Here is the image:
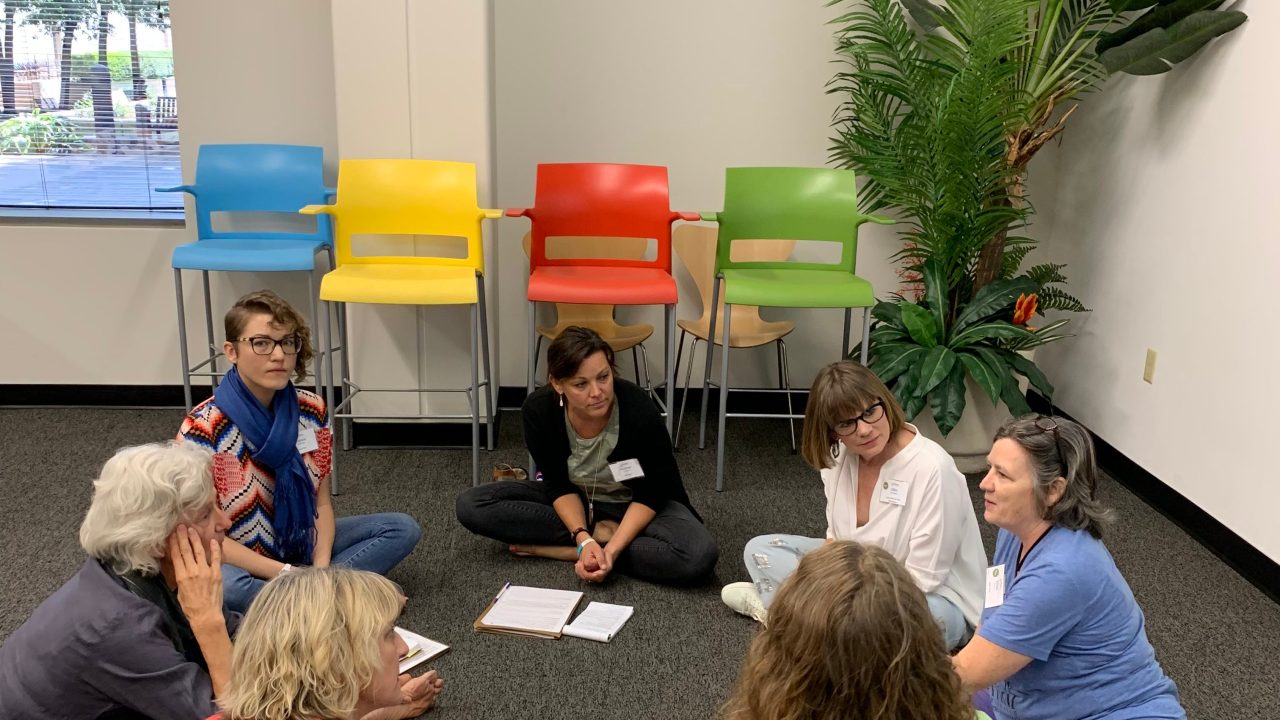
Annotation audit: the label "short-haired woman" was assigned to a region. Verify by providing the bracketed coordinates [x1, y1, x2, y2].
[217, 567, 443, 720]
[0, 442, 234, 720]
[721, 360, 985, 650]
[953, 416, 1184, 719]
[456, 326, 718, 585]
[178, 289, 421, 614]
[722, 541, 988, 720]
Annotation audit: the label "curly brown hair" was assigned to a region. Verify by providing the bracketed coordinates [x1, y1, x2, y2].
[224, 289, 314, 383]
[722, 542, 973, 720]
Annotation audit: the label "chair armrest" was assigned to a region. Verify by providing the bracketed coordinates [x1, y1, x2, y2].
[505, 208, 532, 218]
[480, 208, 503, 220]
[699, 211, 720, 222]
[155, 184, 195, 195]
[673, 211, 701, 222]
[298, 204, 334, 215]
[865, 214, 896, 225]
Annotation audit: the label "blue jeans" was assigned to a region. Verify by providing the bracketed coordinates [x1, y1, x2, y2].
[742, 533, 973, 650]
[222, 512, 422, 614]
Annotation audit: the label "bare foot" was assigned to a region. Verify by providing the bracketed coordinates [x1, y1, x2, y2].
[508, 544, 578, 562]
[593, 520, 619, 544]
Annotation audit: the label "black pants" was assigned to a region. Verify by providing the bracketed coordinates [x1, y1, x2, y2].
[455, 480, 718, 586]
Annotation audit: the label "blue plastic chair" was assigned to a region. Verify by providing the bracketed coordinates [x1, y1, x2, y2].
[157, 144, 344, 414]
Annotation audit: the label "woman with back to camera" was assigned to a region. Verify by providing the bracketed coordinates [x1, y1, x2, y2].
[456, 325, 718, 585]
[952, 415, 1184, 720]
[721, 360, 985, 651]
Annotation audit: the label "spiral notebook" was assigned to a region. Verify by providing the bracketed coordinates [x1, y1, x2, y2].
[562, 602, 634, 643]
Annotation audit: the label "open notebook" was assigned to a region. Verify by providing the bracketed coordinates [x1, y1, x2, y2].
[473, 584, 584, 639]
[395, 627, 449, 673]
[562, 602, 634, 643]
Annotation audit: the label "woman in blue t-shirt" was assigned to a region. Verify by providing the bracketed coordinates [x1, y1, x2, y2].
[952, 415, 1184, 720]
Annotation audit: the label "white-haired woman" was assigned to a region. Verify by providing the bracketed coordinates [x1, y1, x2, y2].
[0, 442, 234, 720]
[953, 416, 1184, 720]
[215, 567, 444, 720]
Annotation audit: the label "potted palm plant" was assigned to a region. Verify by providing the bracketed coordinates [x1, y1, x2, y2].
[829, 0, 1244, 467]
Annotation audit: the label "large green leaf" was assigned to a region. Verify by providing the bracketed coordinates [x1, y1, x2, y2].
[915, 345, 958, 395]
[1097, 0, 1226, 54]
[1005, 350, 1055, 398]
[901, 0, 956, 32]
[901, 302, 940, 348]
[872, 300, 906, 327]
[1100, 10, 1247, 76]
[951, 276, 1038, 337]
[870, 344, 926, 384]
[892, 362, 928, 422]
[1000, 372, 1033, 417]
[958, 351, 1001, 407]
[949, 321, 1034, 349]
[928, 363, 968, 436]
[921, 257, 948, 336]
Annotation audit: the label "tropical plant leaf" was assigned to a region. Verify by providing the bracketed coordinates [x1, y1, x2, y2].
[921, 257, 948, 333]
[949, 321, 1034, 348]
[872, 300, 906, 326]
[900, 302, 939, 348]
[1099, 10, 1247, 75]
[951, 276, 1039, 336]
[891, 362, 928, 421]
[1000, 372, 1034, 416]
[1036, 285, 1090, 313]
[900, 0, 956, 32]
[929, 363, 968, 436]
[1004, 349, 1055, 398]
[915, 345, 958, 396]
[1097, 0, 1227, 54]
[958, 351, 1002, 406]
[870, 343, 927, 384]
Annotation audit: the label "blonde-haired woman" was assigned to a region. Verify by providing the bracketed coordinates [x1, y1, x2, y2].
[0, 442, 233, 720]
[218, 567, 443, 720]
[723, 541, 988, 720]
[721, 360, 985, 651]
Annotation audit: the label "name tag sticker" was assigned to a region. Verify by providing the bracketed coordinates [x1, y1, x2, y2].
[879, 479, 908, 506]
[607, 458, 644, 482]
[985, 564, 1006, 608]
[296, 428, 319, 454]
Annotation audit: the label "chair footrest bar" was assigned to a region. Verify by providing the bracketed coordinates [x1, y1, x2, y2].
[725, 412, 806, 420]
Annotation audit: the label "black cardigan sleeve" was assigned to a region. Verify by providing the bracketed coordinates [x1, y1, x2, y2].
[521, 385, 577, 502]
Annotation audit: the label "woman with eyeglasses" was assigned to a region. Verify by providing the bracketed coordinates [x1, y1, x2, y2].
[178, 290, 421, 614]
[952, 415, 1184, 719]
[721, 360, 985, 652]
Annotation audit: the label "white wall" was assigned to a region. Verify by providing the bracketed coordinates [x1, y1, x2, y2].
[1030, 1, 1278, 560]
[0, 0, 338, 387]
[491, 0, 902, 389]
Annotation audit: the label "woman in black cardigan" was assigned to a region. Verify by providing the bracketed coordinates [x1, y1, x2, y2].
[456, 326, 718, 586]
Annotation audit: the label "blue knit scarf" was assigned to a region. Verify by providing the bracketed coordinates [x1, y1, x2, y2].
[213, 367, 316, 563]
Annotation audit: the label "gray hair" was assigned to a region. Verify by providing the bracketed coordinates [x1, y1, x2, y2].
[79, 441, 216, 575]
[994, 415, 1116, 538]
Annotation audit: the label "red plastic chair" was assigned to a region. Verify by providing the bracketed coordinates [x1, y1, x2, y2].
[507, 163, 698, 434]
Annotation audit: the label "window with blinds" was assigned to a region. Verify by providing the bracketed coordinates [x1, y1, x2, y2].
[0, 0, 180, 211]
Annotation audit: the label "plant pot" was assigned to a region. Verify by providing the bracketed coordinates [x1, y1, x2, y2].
[913, 350, 1034, 473]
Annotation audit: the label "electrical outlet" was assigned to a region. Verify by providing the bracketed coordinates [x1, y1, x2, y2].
[1143, 349, 1157, 384]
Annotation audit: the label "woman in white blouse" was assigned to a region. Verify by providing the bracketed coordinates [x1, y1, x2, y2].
[721, 361, 986, 650]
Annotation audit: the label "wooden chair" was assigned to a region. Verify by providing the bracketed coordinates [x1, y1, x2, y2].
[672, 224, 796, 450]
[521, 232, 656, 388]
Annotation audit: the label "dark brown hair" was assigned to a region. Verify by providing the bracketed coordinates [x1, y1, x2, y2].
[801, 361, 906, 469]
[224, 289, 313, 383]
[722, 542, 973, 720]
[546, 326, 616, 382]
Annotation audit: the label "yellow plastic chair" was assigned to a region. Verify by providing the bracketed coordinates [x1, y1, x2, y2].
[672, 225, 796, 451]
[520, 232, 656, 387]
[301, 159, 501, 489]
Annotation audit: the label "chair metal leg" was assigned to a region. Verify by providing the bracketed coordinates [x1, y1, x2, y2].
[674, 332, 698, 451]
[173, 268, 193, 410]
[664, 304, 676, 437]
[470, 303, 481, 487]
[779, 338, 796, 453]
[478, 274, 495, 451]
[527, 301, 537, 398]
[320, 299, 339, 496]
[860, 306, 871, 365]
[308, 272, 322, 401]
[636, 342, 652, 394]
[699, 275, 722, 450]
[201, 270, 218, 390]
[842, 306, 852, 359]
[631, 346, 642, 385]
[715, 302, 732, 492]
[339, 302, 352, 452]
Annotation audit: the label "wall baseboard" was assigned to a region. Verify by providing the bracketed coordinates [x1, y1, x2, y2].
[5, 382, 1276, 601]
[1029, 392, 1279, 604]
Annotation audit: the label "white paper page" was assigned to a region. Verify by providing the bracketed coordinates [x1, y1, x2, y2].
[395, 627, 449, 673]
[562, 602, 634, 642]
[480, 585, 583, 634]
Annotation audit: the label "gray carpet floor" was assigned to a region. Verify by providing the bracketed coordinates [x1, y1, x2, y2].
[1, 407, 1278, 719]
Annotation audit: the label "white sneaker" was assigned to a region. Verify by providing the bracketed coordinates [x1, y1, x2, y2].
[721, 581, 768, 624]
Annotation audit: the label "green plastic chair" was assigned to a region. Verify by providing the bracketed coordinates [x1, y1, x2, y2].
[697, 167, 893, 490]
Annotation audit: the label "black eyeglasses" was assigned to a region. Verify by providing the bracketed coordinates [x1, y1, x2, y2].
[238, 335, 302, 356]
[833, 401, 886, 437]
